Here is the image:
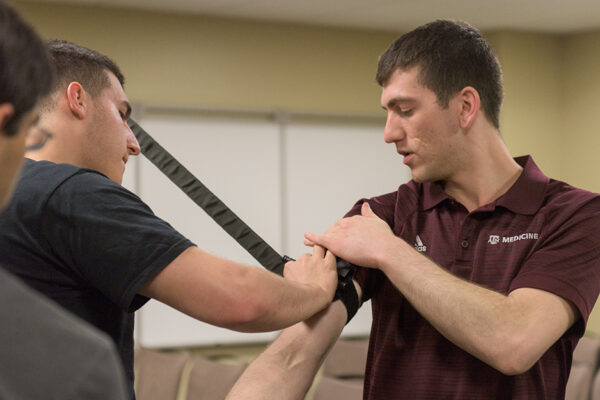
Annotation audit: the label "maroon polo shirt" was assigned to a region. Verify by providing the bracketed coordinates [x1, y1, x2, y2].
[351, 156, 600, 399]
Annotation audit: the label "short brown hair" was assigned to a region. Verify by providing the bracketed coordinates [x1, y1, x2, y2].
[43, 40, 124, 108]
[376, 20, 503, 129]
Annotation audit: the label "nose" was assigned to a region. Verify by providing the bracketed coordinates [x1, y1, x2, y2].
[126, 125, 141, 156]
[383, 111, 405, 144]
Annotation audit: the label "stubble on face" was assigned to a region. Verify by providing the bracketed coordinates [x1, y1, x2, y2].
[81, 73, 131, 184]
[382, 68, 464, 185]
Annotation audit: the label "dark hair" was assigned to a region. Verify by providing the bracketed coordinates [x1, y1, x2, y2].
[0, 1, 53, 136]
[43, 40, 124, 107]
[376, 20, 503, 129]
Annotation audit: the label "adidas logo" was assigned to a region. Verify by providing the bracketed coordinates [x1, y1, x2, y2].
[414, 235, 427, 252]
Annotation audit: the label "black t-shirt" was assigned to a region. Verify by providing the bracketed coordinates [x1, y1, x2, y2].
[0, 158, 194, 396]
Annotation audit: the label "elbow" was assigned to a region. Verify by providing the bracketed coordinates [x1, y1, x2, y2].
[495, 357, 534, 376]
[212, 266, 283, 332]
[233, 300, 270, 332]
[218, 290, 272, 332]
[489, 334, 539, 376]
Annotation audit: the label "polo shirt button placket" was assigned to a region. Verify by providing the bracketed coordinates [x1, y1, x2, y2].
[461, 239, 469, 248]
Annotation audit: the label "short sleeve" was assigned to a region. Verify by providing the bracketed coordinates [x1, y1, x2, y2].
[345, 193, 398, 303]
[41, 170, 195, 311]
[510, 196, 600, 331]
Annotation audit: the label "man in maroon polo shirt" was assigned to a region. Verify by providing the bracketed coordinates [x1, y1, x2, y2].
[227, 20, 600, 399]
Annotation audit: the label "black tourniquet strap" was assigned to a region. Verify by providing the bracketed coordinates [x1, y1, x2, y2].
[129, 118, 360, 322]
[128, 118, 289, 276]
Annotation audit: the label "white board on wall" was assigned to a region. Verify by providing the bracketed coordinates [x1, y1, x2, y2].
[126, 114, 282, 347]
[283, 120, 410, 337]
[123, 111, 411, 347]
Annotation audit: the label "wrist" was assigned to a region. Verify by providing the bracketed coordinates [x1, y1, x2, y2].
[306, 282, 330, 307]
[377, 236, 409, 274]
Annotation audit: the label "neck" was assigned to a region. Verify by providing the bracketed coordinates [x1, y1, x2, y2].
[443, 130, 522, 212]
[25, 111, 83, 166]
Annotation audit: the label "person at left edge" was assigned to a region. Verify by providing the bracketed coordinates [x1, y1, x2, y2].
[0, 3, 128, 399]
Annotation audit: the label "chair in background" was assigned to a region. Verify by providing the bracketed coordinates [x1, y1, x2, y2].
[314, 375, 363, 400]
[322, 338, 368, 378]
[313, 338, 368, 400]
[184, 356, 247, 400]
[591, 368, 600, 400]
[134, 347, 190, 400]
[566, 336, 600, 400]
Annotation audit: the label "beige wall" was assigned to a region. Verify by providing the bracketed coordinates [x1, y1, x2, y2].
[12, 1, 395, 115]
[11, 2, 600, 332]
[562, 31, 600, 193]
[562, 31, 600, 333]
[488, 32, 563, 179]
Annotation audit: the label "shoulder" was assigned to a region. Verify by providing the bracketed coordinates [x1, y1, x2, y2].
[541, 180, 600, 223]
[19, 158, 131, 199]
[43, 163, 147, 210]
[18, 159, 83, 195]
[345, 181, 420, 226]
[20, 159, 150, 219]
[537, 180, 600, 249]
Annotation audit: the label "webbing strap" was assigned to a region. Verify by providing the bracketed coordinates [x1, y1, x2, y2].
[128, 118, 288, 276]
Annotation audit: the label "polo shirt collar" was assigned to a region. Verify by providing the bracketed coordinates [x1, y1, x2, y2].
[494, 155, 549, 215]
[420, 155, 548, 215]
[422, 180, 448, 211]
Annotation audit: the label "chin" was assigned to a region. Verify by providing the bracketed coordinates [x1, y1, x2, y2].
[411, 172, 438, 184]
[410, 169, 427, 183]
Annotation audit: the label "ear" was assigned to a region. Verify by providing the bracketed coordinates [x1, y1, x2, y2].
[65, 82, 88, 119]
[0, 103, 15, 134]
[457, 86, 480, 130]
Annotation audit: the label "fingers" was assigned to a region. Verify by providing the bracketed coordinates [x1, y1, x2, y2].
[324, 246, 336, 263]
[361, 201, 374, 216]
[312, 244, 325, 259]
[304, 232, 326, 248]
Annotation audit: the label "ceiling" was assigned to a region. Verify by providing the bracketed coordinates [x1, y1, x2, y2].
[28, 0, 600, 33]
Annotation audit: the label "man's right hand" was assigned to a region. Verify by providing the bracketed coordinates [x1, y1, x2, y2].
[283, 245, 338, 303]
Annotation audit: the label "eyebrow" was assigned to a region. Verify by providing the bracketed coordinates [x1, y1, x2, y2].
[382, 96, 416, 110]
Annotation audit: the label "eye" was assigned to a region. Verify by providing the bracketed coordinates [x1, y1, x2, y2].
[397, 107, 413, 117]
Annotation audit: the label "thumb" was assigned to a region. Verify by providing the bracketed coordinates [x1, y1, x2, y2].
[361, 201, 375, 217]
[304, 232, 327, 248]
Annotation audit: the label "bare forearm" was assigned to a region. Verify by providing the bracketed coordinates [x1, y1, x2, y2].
[379, 238, 575, 374]
[226, 265, 335, 332]
[141, 247, 335, 332]
[227, 301, 347, 399]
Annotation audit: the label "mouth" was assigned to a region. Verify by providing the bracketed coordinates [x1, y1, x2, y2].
[398, 150, 414, 165]
[122, 156, 128, 166]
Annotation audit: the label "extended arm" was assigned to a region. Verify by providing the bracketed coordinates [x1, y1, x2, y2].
[140, 245, 338, 332]
[226, 282, 360, 399]
[305, 202, 578, 375]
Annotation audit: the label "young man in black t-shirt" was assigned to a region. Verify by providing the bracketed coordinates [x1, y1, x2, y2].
[0, 39, 338, 398]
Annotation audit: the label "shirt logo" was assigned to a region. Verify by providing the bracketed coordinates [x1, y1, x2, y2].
[414, 235, 427, 252]
[487, 233, 539, 245]
[488, 235, 500, 245]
